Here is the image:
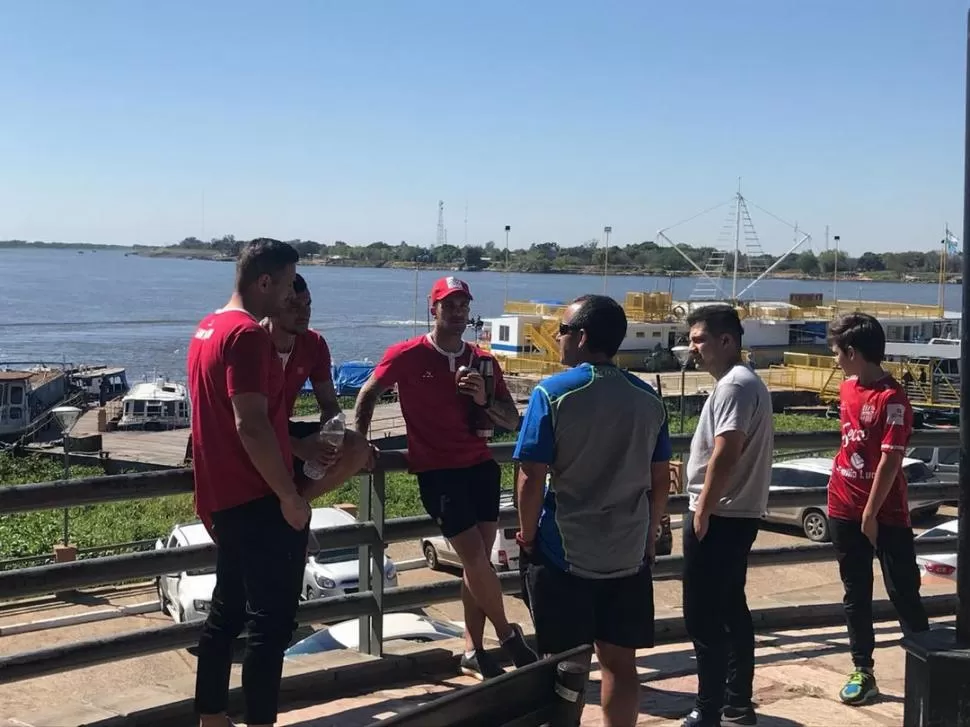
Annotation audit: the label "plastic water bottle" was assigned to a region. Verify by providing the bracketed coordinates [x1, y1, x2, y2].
[303, 412, 345, 480]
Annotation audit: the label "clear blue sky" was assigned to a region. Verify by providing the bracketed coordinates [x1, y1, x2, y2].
[0, 0, 966, 254]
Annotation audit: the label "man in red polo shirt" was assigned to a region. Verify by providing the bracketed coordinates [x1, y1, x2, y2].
[188, 238, 311, 727]
[263, 273, 374, 499]
[354, 276, 537, 680]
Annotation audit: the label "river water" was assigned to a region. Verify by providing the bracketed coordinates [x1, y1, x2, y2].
[0, 248, 962, 381]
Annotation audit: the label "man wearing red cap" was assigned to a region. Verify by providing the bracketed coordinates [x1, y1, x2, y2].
[355, 276, 537, 679]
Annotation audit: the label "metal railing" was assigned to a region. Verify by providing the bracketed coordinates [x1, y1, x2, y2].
[0, 429, 962, 687]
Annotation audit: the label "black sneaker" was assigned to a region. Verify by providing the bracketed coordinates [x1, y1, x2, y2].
[501, 623, 538, 667]
[460, 649, 505, 680]
[721, 705, 757, 725]
[682, 709, 719, 727]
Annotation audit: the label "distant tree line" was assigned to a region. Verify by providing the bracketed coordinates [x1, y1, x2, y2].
[4, 236, 962, 279]
[159, 234, 964, 279]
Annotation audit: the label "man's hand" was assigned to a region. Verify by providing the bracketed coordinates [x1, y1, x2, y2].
[693, 507, 711, 542]
[281, 492, 311, 531]
[861, 512, 879, 547]
[293, 433, 340, 467]
[457, 369, 487, 406]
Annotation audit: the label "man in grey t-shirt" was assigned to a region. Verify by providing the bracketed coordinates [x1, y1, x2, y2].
[680, 304, 773, 727]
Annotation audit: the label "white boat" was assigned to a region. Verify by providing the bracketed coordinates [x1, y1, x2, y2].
[118, 378, 190, 430]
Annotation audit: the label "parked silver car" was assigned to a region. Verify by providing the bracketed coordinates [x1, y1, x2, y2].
[764, 457, 944, 542]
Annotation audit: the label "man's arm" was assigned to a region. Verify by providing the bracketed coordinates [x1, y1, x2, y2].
[485, 390, 521, 431]
[864, 450, 904, 520]
[354, 375, 390, 437]
[647, 412, 673, 558]
[694, 431, 746, 515]
[484, 359, 520, 431]
[862, 393, 913, 543]
[225, 327, 307, 529]
[309, 335, 341, 421]
[311, 379, 342, 422]
[516, 462, 548, 544]
[354, 346, 400, 437]
[512, 386, 555, 546]
[233, 393, 303, 505]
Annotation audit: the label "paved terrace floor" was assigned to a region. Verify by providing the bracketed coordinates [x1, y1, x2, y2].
[267, 621, 927, 727]
[2, 620, 938, 727]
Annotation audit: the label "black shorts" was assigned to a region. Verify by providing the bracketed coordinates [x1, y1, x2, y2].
[416, 460, 501, 539]
[523, 548, 655, 654]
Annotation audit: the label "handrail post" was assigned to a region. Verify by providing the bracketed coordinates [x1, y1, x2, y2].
[358, 467, 385, 657]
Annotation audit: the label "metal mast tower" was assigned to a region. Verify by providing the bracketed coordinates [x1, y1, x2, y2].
[436, 200, 447, 247]
[656, 185, 810, 303]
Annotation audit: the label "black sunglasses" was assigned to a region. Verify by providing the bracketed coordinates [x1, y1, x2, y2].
[558, 322, 580, 336]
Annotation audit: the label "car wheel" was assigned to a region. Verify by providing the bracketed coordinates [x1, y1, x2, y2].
[305, 585, 314, 601]
[172, 602, 184, 624]
[802, 509, 830, 542]
[423, 542, 440, 571]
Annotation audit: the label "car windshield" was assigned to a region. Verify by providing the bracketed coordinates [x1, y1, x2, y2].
[421, 617, 465, 638]
[286, 629, 344, 656]
[904, 462, 934, 483]
[313, 547, 358, 564]
[186, 567, 215, 577]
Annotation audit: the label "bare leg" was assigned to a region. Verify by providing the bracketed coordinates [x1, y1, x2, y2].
[449, 524, 512, 641]
[456, 521, 498, 651]
[596, 640, 640, 727]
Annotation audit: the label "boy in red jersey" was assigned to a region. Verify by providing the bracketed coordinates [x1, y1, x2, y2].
[354, 277, 537, 680]
[188, 238, 310, 727]
[827, 313, 929, 707]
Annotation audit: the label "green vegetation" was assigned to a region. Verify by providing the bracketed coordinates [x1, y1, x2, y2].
[123, 234, 961, 282]
[0, 239, 128, 251]
[0, 413, 838, 560]
[0, 454, 195, 559]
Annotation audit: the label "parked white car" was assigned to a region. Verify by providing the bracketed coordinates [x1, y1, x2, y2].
[764, 457, 944, 543]
[906, 446, 959, 475]
[154, 521, 216, 624]
[302, 507, 398, 601]
[421, 492, 519, 572]
[285, 612, 465, 657]
[154, 507, 399, 623]
[916, 518, 958, 582]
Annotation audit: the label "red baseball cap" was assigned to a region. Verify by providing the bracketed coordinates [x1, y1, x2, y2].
[429, 276, 473, 304]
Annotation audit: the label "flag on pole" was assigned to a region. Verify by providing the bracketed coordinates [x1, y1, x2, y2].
[945, 227, 960, 255]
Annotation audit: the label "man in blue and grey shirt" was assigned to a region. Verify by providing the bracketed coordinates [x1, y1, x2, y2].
[514, 294, 672, 727]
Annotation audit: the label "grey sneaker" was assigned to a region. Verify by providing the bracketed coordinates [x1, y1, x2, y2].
[501, 623, 538, 667]
[460, 649, 505, 680]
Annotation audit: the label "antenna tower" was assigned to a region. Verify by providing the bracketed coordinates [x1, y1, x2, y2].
[436, 200, 448, 247]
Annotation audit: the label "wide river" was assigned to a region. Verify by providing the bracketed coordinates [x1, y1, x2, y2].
[0, 248, 961, 381]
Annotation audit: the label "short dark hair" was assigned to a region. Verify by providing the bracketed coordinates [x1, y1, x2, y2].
[569, 294, 627, 357]
[293, 273, 308, 294]
[685, 304, 744, 346]
[828, 313, 885, 364]
[235, 238, 299, 291]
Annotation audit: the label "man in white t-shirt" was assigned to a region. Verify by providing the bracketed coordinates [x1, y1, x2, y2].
[680, 304, 773, 727]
